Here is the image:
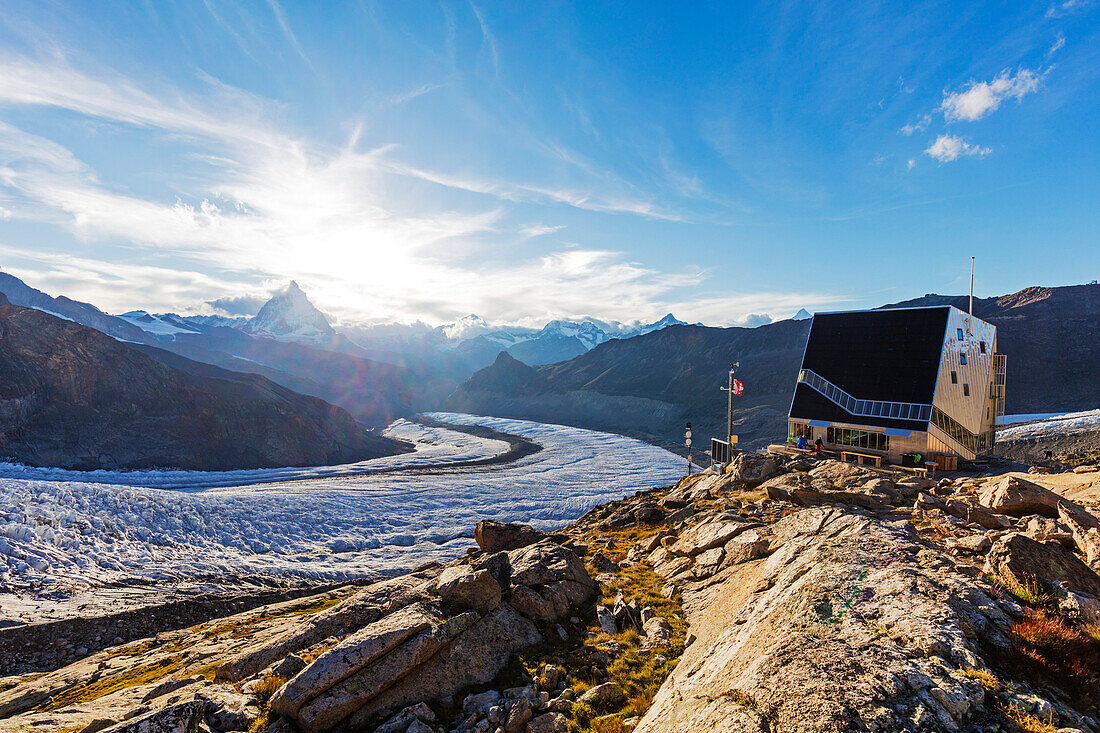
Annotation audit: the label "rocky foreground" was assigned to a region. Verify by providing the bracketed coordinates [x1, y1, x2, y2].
[2, 452, 1099, 733]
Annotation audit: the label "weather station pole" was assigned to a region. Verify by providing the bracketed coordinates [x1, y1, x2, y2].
[726, 362, 739, 444]
[721, 360, 748, 460]
[684, 422, 693, 476]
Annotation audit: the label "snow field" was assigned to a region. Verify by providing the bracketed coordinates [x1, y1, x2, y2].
[997, 408, 1100, 440]
[0, 414, 685, 599]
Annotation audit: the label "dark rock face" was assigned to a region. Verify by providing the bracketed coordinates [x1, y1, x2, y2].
[475, 519, 548, 554]
[0, 304, 412, 470]
[984, 533, 1100, 599]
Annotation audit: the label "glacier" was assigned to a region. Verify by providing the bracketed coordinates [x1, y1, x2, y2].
[0, 414, 685, 602]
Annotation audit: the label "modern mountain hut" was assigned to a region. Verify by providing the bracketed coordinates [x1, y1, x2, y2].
[787, 306, 1006, 464]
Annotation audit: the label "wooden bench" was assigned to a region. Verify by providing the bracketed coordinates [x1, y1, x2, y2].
[896, 465, 929, 478]
[840, 450, 884, 467]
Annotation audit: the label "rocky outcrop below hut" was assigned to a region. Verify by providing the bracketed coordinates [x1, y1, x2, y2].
[1, 453, 1099, 733]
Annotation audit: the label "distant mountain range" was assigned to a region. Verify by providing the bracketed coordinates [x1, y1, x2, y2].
[447, 284, 1100, 453]
[0, 271, 714, 440]
[0, 293, 411, 470]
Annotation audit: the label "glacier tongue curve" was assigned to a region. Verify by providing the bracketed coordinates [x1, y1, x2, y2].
[0, 414, 685, 602]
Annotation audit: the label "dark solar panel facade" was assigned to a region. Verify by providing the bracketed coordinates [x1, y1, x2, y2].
[789, 307, 950, 431]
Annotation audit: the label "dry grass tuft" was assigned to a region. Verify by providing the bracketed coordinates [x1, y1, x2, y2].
[37, 654, 187, 711]
[992, 574, 1054, 608]
[1001, 702, 1060, 733]
[958, 667, 1001, 692]
[252, 672, 286, 704]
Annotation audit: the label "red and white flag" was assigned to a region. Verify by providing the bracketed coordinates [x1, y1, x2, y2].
[732, 379, 744, 396]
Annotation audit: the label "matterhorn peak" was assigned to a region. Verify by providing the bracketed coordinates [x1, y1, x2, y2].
[791, 308, 812, 321]
[244, 280, 334, 342]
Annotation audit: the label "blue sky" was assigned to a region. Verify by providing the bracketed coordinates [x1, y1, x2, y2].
[0, 1, 1096, 327]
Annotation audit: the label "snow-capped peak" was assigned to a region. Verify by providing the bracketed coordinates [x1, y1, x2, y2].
[791, 308, 813, 321]
[442, 314, 492, 340]
[539, 319, 612, 350]
[245, 281, 334, 341]
[634, 313, 689, 335]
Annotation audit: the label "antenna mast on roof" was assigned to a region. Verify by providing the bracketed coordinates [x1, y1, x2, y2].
[969, 257, 974, 316]
[967, 256, 975, 335]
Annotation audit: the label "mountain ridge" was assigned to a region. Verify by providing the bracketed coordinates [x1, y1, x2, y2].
[448, 283, 1100, 451]
[0, 302, 412, 470]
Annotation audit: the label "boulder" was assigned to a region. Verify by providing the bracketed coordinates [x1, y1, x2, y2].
[862, 477, 901, 503]
[526, 712, 568, 733]
[270, 601, 438, 719]
[470, 551, 513, 590]
[668, 518, 756, 557]
[1059, 507, 1100, 570]
[633, 506, 665, 524]
[942, 498, 1013, 530]
[721, 529, 769, 567]
[983, 533, 1100, 599]
[476, 520, 548, 553]
[505, 696, 534, 733]
[664, 505, 697, 524]
[635, 508, 1013, 733]
[597, 605, 618, 635]
[98, 701, 203, 733]
[807, 459, 878, 487]
[641, 617, 672, 650]
[1056, 583, 1100, 624]
[726, 453, 779, 486]
[463, 690, 502, 716]
[436, 566, 502, 612]
[508, 541, 595, 589]
[201, 688, 260, 731]
[950, 534, 992, 554]
[274, 654, 308, 680]
[510, 581, 593, 623]
[578, 682, 626, 711]
[790, 488, 890, 512]
[613, 593, 642, 630]
[216, 567, 440, 682]
[373, 703, 437, 733]
[291, 612, 480, 731]
[978, 475, 1096, 526]
[692, 546, 725, 579]
[342, 605, 542, 729]
[590, 552, 618, 572]
[896, 476, 935, 493]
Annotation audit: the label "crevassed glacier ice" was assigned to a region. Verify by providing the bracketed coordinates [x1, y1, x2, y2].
[0, 414, 685, 597]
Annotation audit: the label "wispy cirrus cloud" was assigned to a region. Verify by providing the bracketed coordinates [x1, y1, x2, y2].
[1045, 0, 1090, 18]
[0, 50, 771, 324]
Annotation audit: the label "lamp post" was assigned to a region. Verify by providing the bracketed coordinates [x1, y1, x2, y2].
[684, 422, 693, 476]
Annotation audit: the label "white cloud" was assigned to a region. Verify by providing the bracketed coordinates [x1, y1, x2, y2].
[899, 113, 933, 136]
[924, 135, 992, 162]
[0, 51, 839, 327]
[1046, 0, 1089, 18]
[907, 158, 917, 170]
[940, 69, 1042, 122]
[519, 223, 565, 238]
[1048, 35, 1066, 56]
[737, 313, 772, 328]
[662, 292, 848, 328]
